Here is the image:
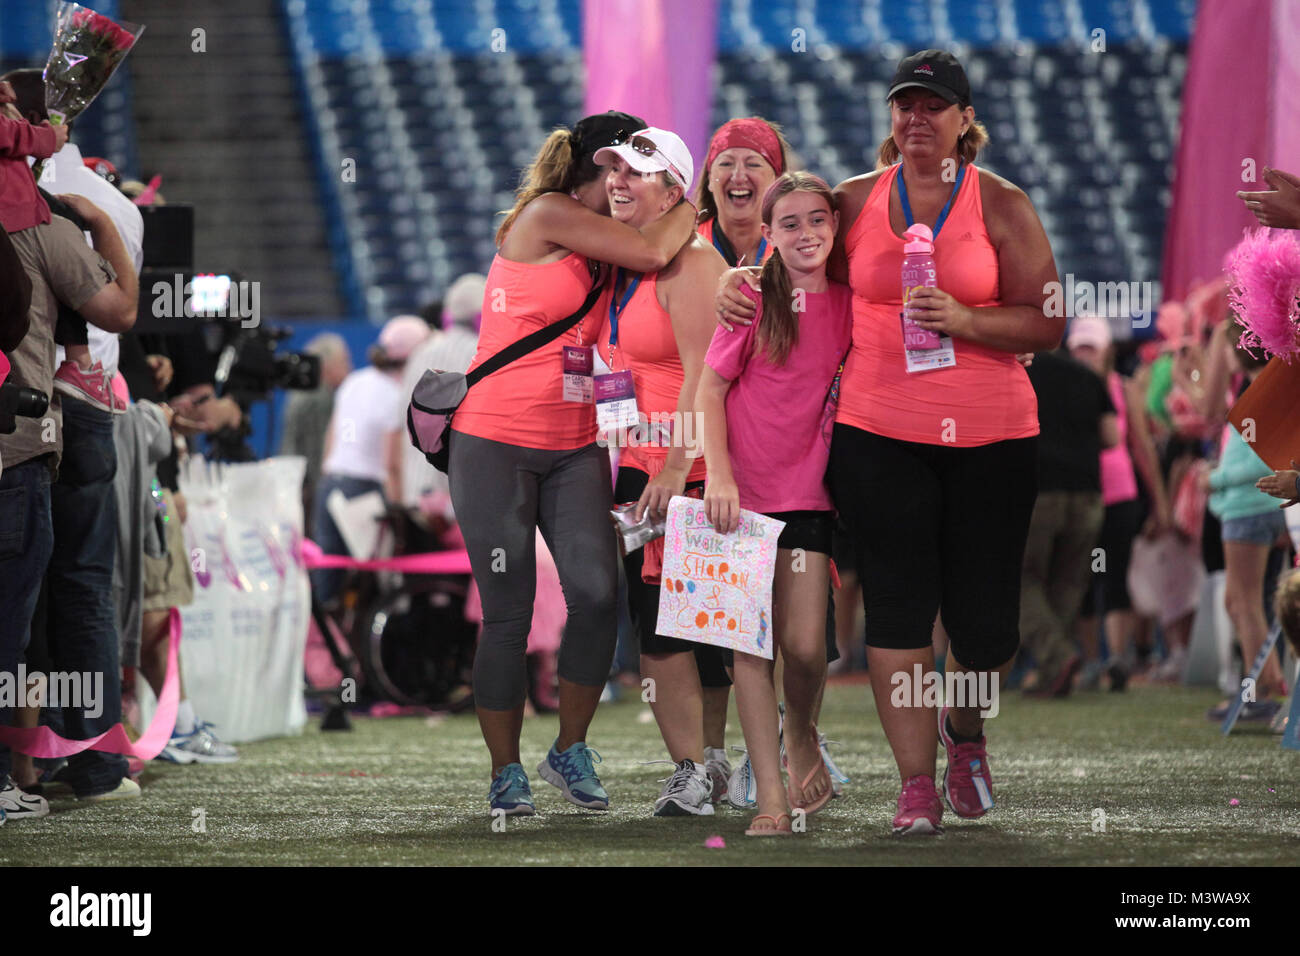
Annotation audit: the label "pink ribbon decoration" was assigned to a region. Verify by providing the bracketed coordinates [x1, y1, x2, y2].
[298, 538, 472, 575]
[132, 173, 162, 206]
[0, 607, 181, 760]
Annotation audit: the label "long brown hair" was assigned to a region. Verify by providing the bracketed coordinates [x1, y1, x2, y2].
[694, 118, 794, 225]
[495, 129, 580, 245]
[755, 172, 836, 366]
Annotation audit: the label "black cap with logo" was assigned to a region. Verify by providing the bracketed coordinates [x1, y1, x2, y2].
[887, 50, 972, 108]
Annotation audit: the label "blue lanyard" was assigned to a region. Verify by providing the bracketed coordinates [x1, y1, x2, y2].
[711, 229, 767, 267]
[896, 161, 966, 240]
[608, 268, 641, 348]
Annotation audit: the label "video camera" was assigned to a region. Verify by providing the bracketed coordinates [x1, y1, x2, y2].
[214, 323, 320, 404]
[0, 382, 48, 435]
[133, 205, 320, 459]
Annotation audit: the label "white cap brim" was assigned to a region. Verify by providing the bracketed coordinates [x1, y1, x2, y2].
[592, 143, 687, 190]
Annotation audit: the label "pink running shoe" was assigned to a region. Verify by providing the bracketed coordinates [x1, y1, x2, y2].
[938, 705, 995, 818]
[892, 774, 943, 835]
[53, 360, 125, 414]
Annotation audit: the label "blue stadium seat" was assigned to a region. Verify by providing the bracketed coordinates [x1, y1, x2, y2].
[281, 0, 1195, 320]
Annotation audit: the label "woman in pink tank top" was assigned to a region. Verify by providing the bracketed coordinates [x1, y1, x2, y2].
[591, 129, 732, 817]
[718, 50, 1063, 837]
[694, 117, 792, 269]
[444, 112, 697, 818]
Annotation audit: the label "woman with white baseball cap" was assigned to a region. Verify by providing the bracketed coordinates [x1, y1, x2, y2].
[447, 113, 698, 819]
[312, 315, 432, 606]
[590, 128, 732, 817]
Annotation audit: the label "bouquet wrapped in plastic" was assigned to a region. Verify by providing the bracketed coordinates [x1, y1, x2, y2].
[42, 2, 144, 125]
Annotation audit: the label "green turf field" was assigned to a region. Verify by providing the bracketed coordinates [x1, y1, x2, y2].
[3, 683, 1297, 866]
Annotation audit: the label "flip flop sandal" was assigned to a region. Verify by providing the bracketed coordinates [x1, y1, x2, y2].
[745, 812, 793, 836]
[784, 748, 834, 817]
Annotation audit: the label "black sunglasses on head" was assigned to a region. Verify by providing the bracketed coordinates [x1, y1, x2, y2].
[626, 134, 685, 188]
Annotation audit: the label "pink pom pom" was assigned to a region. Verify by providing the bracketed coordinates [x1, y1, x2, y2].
[1224, 228, 1300, 362]
[1229, 798, 1241, 806]
[704, 835, 726, 849]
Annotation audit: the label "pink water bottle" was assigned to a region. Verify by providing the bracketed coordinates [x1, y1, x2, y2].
[901, 223, 941, 350]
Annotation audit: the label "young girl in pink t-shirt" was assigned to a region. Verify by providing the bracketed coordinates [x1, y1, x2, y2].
[695, 172, 851, 835]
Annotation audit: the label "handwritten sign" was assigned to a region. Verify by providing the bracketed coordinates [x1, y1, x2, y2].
[654, 496, 785, 659]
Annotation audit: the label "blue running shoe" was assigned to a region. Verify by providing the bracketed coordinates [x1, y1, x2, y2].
[488, 763, 536, 817]
[537, 740, 609, 810]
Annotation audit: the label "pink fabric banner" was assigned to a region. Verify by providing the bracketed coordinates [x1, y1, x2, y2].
[1163, 0, 1300, 300]
[298, 538, 472, 575]
[583, 0, 718, 189]
[1269, 0, 1300, 168]
[0, 608, 181, 760]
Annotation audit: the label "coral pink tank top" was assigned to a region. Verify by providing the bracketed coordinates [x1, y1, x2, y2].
[836, 163, 1040, 447]
[598, 272, 707, 481]
[453, 253, 608, 450]
[1100, 371, 1139, 505]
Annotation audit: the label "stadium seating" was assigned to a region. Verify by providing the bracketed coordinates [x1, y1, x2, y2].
[282, 0, 1194, 323]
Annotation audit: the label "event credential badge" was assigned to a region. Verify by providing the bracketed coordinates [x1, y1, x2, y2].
[562, 345, 593, 402]
[901, 312, 957, 374]
[594, 369, 639, 431]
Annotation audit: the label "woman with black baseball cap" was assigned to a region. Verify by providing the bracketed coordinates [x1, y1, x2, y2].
[719, 49, 1064, 835]
[448, 111, 697, 819]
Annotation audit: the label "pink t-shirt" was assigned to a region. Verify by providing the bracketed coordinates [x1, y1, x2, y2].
[705, 282, 852, 513]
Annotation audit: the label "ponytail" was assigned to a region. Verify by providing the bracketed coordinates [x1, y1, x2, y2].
[495, 128, 579, 245]
[754, 247, 798, 366]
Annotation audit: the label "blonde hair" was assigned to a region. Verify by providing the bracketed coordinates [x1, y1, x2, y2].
[496, 128, 582, 245]
[1276, 568, 1300, 656]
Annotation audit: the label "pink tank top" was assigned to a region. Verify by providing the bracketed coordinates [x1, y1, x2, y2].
[453, 253, 608, 450]
[836, 163, 1040, 447]
[598, 273, 707, 481]
[1100, 371, 1139, 505]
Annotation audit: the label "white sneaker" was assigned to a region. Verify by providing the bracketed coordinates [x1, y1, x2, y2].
[80, 777, 142, 803]
[653, 759, 715, 816]
[818, 730, 851, 796]
[159, 720, 239, 764]
[1151, 646, 1188, 684]
[0, 777, 47, 819]
[703, 747, 731, 804]
[726, 749, 757, 810]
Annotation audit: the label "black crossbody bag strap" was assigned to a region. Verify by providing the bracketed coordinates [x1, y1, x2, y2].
[463, 282, 604, 389]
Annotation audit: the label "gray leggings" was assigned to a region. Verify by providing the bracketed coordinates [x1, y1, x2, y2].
[449, 430, 619, 710]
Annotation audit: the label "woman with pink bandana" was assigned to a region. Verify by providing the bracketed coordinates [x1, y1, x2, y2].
[695, 118, 792, 270]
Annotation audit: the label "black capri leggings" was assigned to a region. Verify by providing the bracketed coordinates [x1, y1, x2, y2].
[827, 425, 1037, 671]
[1081, 497, 1140, 617]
